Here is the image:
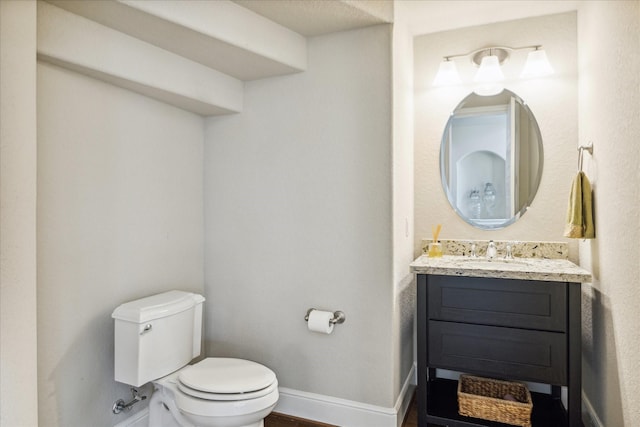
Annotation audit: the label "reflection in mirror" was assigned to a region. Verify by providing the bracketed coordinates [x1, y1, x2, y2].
[440, 89, 543, 229]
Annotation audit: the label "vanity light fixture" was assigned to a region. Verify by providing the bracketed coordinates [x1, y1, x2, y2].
[520, 47, 554, 78]
[433, 45, 554, 96]
[433, 59, 462, 86]
[473, 49, 506, 96]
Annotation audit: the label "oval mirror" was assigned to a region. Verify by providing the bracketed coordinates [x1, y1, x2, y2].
[440, 89, 543, 229]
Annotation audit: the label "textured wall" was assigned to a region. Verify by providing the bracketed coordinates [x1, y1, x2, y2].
[204, 25, 395, 407]
[414, 12, 578, 260]
[392, 1, 417, 405]
[578, 2, 640, 426]
[37, 63, 205, 427]
[0, 1, 39, 426]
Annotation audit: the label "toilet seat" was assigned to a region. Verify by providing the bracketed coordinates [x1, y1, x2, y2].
[155, 368, 279, 422]
[178, 379, 278, 401]
[178, 358, 277, 401]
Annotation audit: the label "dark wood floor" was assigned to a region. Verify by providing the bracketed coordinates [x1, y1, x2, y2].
[265, 396, 418, 427]
[264, 412, 339, 427]
[403, 396, 419, 427]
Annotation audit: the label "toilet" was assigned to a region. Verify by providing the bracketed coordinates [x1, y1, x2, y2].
[112, 290, 279, 427]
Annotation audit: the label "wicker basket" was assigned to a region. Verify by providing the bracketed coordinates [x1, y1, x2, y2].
[458, 375, 533, 427]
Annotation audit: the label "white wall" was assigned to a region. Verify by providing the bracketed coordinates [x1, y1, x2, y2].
[203, 24, 396, 408]
[0, 1, 39, 426]
[391, 0, 416, 408]
[36, 62, 205, 427]
[414, 12, 578, 259]
[577, 2, 640, 426]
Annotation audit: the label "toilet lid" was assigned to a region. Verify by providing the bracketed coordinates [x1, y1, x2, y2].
[178, 358, 276, 395]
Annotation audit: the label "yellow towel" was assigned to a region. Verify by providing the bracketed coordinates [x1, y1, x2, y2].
[563, 171, 595, 239]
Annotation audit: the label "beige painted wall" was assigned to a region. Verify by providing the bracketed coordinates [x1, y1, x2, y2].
[0, 1, 39, 426]
[414, 12, 579, 260]
[36, 62, 205, 427]
[577, 2, 640, 426]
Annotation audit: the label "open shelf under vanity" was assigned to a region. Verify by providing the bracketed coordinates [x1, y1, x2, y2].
[425, 378, 568, 427]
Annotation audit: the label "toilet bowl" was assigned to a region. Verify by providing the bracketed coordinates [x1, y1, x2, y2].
[111, 291, 279, 427]
[150, 358, 279, 427]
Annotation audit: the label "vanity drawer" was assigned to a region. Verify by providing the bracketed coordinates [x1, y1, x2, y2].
[427, 275, 567, 332]
[429, 320, 567, 385]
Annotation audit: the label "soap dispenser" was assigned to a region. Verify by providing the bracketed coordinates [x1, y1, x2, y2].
[486, 240, 497, 259]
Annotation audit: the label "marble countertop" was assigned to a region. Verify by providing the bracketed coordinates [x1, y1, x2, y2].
[410, 255, 592, 283]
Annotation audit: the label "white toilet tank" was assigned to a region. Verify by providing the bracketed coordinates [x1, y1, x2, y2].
[112, 290, 205, 387]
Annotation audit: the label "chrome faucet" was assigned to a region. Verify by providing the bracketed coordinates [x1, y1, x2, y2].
[486, 240, 497, 259]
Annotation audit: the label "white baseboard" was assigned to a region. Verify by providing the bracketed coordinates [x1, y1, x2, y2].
[113, 407, 149, 427]
[582, 392, 604, 427]
[394, 363, 417, 427]
[112, 364, 417, 427]
[275, 363, 416, 427]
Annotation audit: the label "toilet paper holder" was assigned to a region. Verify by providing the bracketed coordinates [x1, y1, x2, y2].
[305, 308, 346, 325]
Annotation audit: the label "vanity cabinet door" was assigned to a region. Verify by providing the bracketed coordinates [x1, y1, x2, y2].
[429, 320, 567, 385]
[427, 275, 566, 332]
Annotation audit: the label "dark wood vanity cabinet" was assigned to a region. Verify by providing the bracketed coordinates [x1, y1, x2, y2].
[417, 274, 582, 427]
